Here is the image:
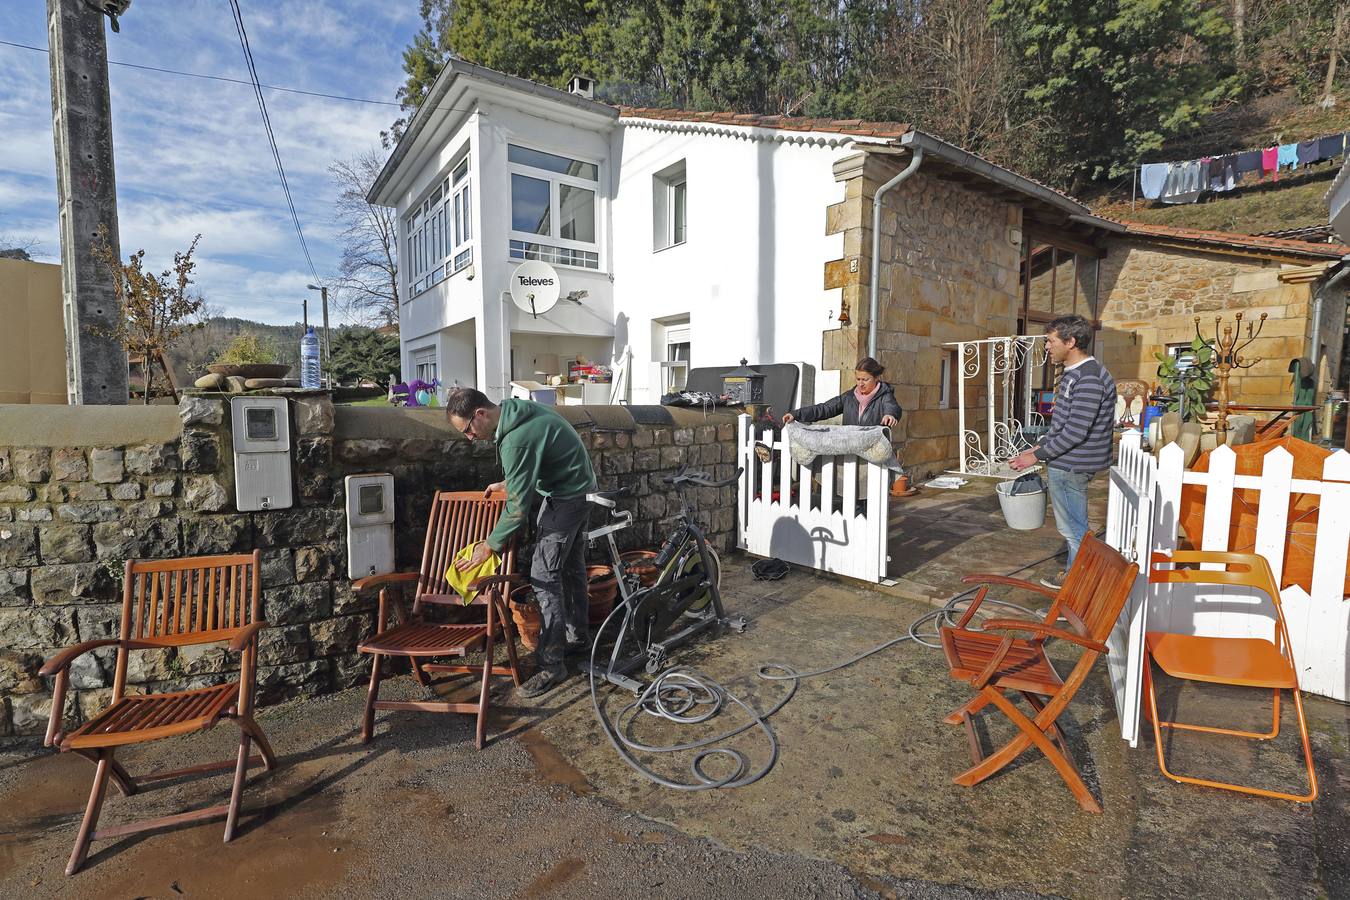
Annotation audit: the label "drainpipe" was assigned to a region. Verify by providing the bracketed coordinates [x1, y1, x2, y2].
[867, 147, 924, 359]
[1310, 257, 1350, 385]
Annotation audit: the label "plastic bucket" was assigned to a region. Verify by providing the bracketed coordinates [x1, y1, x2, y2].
[995, 480, 1046, 531]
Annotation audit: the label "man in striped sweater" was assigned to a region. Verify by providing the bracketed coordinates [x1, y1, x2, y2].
[1009, 315, 1116, 589]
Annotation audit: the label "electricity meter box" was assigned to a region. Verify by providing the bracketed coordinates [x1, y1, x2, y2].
[345, 473, 395, 579]
[229, 397, 294, 512]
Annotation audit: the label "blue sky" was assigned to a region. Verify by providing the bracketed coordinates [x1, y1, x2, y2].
[0, 0, 420, 325]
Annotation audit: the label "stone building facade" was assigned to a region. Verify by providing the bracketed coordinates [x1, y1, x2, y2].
[0, 397, 740, 740]
[821, 153, 1022, 475]
[1096, 236, 1343, 409]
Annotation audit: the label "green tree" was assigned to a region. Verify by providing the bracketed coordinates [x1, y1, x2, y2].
[330, 327, 400, 387]
[991, 0, 1239, 189]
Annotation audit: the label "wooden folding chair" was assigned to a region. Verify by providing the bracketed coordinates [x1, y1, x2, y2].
[939, 534, 1138, 812]
[352, 490, 525, 749]
[39, 551, 275, 875]
[1144, 550, 1317, 802]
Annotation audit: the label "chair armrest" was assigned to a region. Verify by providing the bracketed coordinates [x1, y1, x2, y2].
[351, 571, 420, 592]
[982, 618, 1107, 654]
[468, 573, 527, 592]
[39, 639, 122, 677]
[960, 573, 1059, 599]
[227, 621, 268, 653]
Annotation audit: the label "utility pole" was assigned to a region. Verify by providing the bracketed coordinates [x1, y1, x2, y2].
[48, 0, 130, 404]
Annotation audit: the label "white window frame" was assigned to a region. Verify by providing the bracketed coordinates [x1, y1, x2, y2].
[507, 141, 601, 270]
[404, 148, 474, 300]
[653, 160, 688, 252]
[656, 319, 691, 393]
[412, 346, 438, 384]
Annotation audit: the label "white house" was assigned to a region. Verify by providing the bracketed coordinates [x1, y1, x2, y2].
[368, 60, 924, 407]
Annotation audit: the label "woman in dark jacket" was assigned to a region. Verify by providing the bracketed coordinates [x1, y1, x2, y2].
[782, 357, 902, 427]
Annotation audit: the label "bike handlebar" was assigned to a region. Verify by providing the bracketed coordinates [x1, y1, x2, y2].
[661, 466, 743, 489]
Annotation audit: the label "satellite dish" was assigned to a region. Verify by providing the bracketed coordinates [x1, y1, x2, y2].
[509, 261, 560, 319]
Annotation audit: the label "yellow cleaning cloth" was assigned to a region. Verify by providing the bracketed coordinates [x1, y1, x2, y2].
[445, 543, 500, 604]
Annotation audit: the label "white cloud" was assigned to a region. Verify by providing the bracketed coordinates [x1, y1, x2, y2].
[0, 0, 412, 321]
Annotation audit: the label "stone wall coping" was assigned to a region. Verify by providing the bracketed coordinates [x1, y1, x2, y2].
[333, 403, 742, 440]
[0, 404, 183, 447]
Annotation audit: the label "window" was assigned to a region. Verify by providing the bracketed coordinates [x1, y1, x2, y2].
[412, 346, 438, 384]
[939, 349, 958, 409]
[656, 319, 691, 392]
[653, 160, 687, 251]
[508, 143, 599, 270]
[404, 151, 474, 297]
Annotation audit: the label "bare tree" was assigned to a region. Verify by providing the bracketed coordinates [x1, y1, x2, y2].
[90, 227, 207, 403]
[330, 150, 399, 327]
[0, 234, 45, 260]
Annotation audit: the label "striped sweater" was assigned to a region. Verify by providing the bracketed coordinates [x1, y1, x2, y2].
[1033, 358, 1116, 473]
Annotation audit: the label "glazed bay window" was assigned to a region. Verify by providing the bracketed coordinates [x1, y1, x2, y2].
[404, 153, 474, 298]
[508, 143, 600, 269]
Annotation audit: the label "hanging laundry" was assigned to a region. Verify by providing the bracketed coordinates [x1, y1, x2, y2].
[1140, 163, 1168, 200]
[1261, 146, 1279, 181]
[1161, 160, 1203, 204]
[1198, 157, 1211, 187]
[1297, 139, 1319, 165]
[1278, 143, 1298, 169]
[1235, 150, 1263, 175]
[1318, 133, 1346, 161]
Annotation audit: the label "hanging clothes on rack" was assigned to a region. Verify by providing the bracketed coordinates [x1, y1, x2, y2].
[1318, 133, 1346, 161]
[1140, 163, 1168, 200]
[1278, 143, 1299, 170]
[1260, 146, 1279, 181]
[1297, 139, 1320, 166]
[1161, 160, 1203, 204]
[1234, 150, 1263, 176]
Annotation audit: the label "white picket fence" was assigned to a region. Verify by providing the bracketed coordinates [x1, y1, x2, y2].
[1103, 431, 1156, 747]
[1106, 433, 1350, 746]
[736, 415, 890, 583]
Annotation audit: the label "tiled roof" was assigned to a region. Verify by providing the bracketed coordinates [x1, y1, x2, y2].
[1112, 220, 1350, 259]
[617, 107, 911, 140]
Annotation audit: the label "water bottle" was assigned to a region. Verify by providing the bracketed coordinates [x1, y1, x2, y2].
[300, 327, 321, 389]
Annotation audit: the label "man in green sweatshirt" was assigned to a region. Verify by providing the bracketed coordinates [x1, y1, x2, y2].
[448, 388, 597, 698]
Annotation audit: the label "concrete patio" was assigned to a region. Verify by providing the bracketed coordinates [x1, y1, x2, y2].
[1, 479, 1346, 898]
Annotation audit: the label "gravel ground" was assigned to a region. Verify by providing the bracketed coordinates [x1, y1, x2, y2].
[0, 678, 1051, 899]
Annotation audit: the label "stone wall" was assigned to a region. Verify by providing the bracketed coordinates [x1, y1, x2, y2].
[821, 152, 1022, 474]
[1096, 239, 1332, 409]
[0, 397, 740, 741]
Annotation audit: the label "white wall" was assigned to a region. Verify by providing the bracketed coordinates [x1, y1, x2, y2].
[610, 122, 854, 403]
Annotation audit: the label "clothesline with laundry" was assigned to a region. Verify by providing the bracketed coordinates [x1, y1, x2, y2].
[1137, 132, 1349, 205]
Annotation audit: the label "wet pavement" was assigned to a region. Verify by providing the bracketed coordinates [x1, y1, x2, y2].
[1, 478, 1346, 898]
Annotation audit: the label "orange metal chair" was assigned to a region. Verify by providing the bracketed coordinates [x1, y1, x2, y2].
[940, 534, 1139, 812]
[351, 490, 524, 749]
[1144, 550, 1317, 802]
[39, 551, 275, 875]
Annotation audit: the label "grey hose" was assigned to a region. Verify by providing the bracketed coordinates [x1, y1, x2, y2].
[590, 544, 1071, 791]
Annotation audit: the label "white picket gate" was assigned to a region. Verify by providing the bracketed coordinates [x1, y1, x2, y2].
[736, 415, 890, 583]
[1106, 437, 1350, 746]
[1103, 431, 1156, 746]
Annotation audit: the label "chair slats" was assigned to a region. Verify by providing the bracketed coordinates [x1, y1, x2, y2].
[126, 555, 259, 643]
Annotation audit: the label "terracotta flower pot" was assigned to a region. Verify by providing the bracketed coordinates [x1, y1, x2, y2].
[619, 549, 660, 587]
[587, 565, 618, 627]
[509, 589, 542, 652]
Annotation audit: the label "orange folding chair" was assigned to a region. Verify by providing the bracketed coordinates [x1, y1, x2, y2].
[1144, 550, 1317, 802]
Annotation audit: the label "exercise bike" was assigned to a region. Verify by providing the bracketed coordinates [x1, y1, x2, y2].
[584, 466, 747, 692]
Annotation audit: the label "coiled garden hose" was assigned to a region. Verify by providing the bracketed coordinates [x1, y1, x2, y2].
[589, 544, 1069, 792]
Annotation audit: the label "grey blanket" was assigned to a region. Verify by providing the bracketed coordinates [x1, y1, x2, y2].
[784, 423, 903, 471]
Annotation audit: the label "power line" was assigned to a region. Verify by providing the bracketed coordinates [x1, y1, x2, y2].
[227, 0, 319, 285]
[0, 38, 478, 116]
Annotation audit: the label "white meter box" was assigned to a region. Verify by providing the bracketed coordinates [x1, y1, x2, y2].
[230, 397, 293, 511]
[345, 473, 395, 579]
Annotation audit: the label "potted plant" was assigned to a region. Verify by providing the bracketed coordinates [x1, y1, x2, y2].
[1154, 337, 1215, 422]
[207, 334, 292, 380]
